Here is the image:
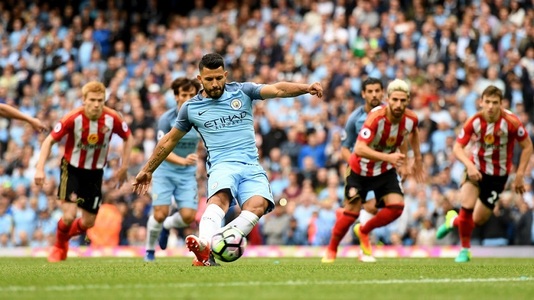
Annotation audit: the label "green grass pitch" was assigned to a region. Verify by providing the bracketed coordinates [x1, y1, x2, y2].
[1, 257, 533, 300]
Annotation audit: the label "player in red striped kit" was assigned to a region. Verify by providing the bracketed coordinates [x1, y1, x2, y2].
[34, 81, 134, 262]
[347, 79, 425, 260]
[436, 85, 533, 262]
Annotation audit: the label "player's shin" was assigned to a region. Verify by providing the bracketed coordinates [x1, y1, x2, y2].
[360, 204, 404, 234]
[56, 219, 71, 247]
[327, 209, 359, 252]
[456, 207, 474, 248]
[68, 218, 87, 238]
[199, 204, 226, 243]
[224, 210, 259, 237]
[163, 212, 188, 229]
[146, 215, 163, 250]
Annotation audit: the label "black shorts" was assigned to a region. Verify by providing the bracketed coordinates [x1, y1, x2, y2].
[58, 158, 104, 214]
[463, 171, 508, 210]
[344, 168, 403, 208]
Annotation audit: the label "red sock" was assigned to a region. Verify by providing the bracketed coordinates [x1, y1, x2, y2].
[360, 204, 404, 235]
[327, 209, 359, 252]
[68, 218, 87, 238]
[454, 207, 474, 248]
[55, 219, 71, 248]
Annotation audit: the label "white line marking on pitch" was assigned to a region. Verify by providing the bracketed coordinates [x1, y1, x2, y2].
[1, 277, 532, 293]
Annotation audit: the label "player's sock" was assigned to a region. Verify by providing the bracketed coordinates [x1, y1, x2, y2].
[163, 212, 188, 229]
[68, 218, 87, 238]
[454, 207, 474, 248]
[360, 204, 404, 235]
[199, 204, 226, 242]
[146, 215, 162, 251]
[327, 209, 359, 252]
[225, 210, 259, 236]
[55, 219, 71, 247]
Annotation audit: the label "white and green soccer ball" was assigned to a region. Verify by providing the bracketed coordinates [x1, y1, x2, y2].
[211, 227, 247, 262]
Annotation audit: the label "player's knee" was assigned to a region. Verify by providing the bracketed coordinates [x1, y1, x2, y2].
[81, 216, 97, 229]
[242, 197, 270, 217]
[344, 201, 362, 213]
[180, 208, 197, 225]
[61, 215, 76, 225]
[152, 206, 170, 223]
[363, 201, 378, 214]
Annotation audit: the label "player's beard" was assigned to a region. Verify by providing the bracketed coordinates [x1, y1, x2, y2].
[206, 84, 225, 99]
[370, 98, 380, 108]
[392, 108, 404, 119]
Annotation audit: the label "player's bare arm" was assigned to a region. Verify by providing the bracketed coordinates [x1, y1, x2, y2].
[34, 135, 58, 186]
[165, 152, 198, 166]
[133, 127, 186, 194]
[513, 137, 533, 194]
[453, 142, 481, 181]
[397, 138, 410, 180]
[409, 127, 425, 183]
[115, 134, 134, 188]
[0, 103, 48, 132]
[260, 82, 323, 99]
[354, 140, 405, 167]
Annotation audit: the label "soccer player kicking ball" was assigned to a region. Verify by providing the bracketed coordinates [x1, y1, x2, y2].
[34, 81, 134, 262]
[436, 85, 532, 262]
[322, 77, 386, 264]
[346, 79, 425, 261]
[144, 78, 202, 262]
[133, 53, 323, 266]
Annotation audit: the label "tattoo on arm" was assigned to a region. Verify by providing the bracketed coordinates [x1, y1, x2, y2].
[157, 146, 166, 156]
[148, 146, 167, 171]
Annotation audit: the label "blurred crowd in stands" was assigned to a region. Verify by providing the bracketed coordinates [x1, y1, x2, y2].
[0, 0, 533, 250]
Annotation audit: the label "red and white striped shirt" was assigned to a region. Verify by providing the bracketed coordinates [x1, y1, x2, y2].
[349, 106, 418, 176]
[51, 107, 131, 170]
[457, 109, 527, 176]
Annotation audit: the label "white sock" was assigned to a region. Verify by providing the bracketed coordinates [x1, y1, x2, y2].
[163, 212, 188, 229]
[199, 204, 226, 242]
[146, 215, 162, 251]
[359, 209, 375, 226]
[225, 210, 259, 236]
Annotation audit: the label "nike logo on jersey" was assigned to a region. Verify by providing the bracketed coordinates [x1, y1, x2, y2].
[198, 110, 208, 116]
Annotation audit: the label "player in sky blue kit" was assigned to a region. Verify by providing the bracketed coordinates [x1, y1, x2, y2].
[322, 77, 385, 264]
[144, 77, 201, 262]
[133, 53, 323, 266]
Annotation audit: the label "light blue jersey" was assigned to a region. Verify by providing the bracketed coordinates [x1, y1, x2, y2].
[152, 107, 200, 207]
[174, 82, 274, 212]
[341, 105, 367, 151]
[175, 82, 262, 167]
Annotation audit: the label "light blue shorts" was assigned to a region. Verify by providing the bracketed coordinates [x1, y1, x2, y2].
[207, 162, 275, 213]
[366, 191, 375, 201]
[151, 173, 198, 209]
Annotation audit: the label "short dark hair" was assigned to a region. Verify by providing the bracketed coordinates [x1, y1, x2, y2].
[171, 77, 201, 96]
[481, 85, 503, 102]
[199, 53, 225, 72]
[362, 77, 383, 91]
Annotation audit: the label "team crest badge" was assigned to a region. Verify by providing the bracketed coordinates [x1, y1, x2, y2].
[484, 134, 495, 145]
[87, 133, 99, 144]
[386, 136, 396, 146]
[230, 99, 242, 110]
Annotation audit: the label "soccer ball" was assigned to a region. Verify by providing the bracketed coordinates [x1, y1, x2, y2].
[211, 227, 247, 262]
